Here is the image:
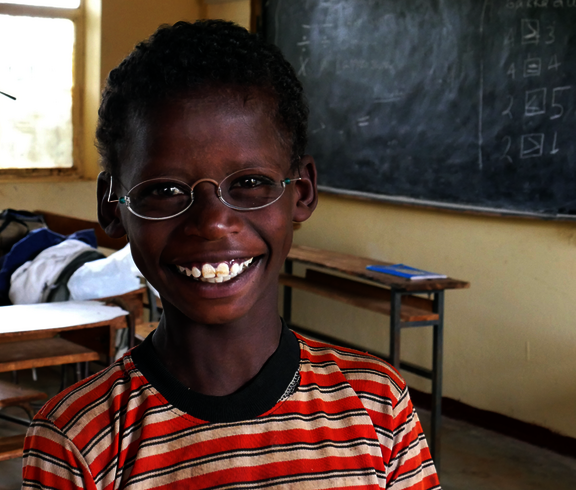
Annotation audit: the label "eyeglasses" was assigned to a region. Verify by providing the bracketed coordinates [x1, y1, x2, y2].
[108, 167, 302, 220]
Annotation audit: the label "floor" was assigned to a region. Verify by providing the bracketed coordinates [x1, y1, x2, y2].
[2, 368, 576, 490]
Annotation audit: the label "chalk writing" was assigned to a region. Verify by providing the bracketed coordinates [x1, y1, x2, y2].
[550, 132, 560, 153]
[548, 54, 561, 70]
[298, 56, 309, 77]
[550, 86, 571, 119]
[521, 133, 545, 158]
[493, 8, 572, 169]
[507, 0, 576, 8]
[501, 136, 513, 162]
[524, 56, 541, 76]
[525, 88, 547, 116]
[521, 19, 540, 44]
[503, 95, 514, 118]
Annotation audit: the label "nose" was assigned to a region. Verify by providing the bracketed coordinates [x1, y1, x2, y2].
[182, 180, 242, 240]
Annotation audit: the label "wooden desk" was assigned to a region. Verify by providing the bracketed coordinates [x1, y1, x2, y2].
[0, 301, 129, 362]
[60, 288, 147, 361]
[0, 303, 128, 461]
[280, 245, 469, 466]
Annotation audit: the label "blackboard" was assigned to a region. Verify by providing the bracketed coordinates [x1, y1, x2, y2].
[264, 0, 576, 219]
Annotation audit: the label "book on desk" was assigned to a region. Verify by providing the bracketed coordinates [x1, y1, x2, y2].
[366, 264, 447, 281]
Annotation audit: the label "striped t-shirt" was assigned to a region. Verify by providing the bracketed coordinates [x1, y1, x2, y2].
[22, 324, 440, 489]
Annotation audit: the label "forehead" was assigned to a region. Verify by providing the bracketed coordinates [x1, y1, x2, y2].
[121, 90, 290, 184]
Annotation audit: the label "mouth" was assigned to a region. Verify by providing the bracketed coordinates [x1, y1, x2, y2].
[176, 257, 255, 283]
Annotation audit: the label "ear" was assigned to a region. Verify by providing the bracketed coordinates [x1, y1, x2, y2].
[97, 172, 127, 239]
[292, 155, 318, 223]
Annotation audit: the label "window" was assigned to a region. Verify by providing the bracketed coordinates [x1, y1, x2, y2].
[0, 0, 83, 175]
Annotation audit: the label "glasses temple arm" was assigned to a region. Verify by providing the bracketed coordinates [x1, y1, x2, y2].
[284, 177, 302, 185]
[107, 175, 119, 203]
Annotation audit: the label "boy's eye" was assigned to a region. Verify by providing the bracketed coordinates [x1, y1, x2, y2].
[138, 182, 188, 199]
[229, 174, 275, 190]
[151, 184, 187, 197]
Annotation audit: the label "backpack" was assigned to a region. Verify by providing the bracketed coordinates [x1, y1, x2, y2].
[0, 209, 46, 256]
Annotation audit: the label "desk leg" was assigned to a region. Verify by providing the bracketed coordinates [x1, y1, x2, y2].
[283, 260, 293, 324]
[389, 290, 402, 369]
[431, 291, 445, 470]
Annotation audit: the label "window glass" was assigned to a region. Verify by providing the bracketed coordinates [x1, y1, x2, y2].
[0, 15, 74, 169]
[0, 0, 80, 8]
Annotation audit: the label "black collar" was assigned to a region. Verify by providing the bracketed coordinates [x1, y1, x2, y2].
[132, 319, 300, 423]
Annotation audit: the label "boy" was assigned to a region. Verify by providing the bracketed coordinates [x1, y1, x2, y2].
[22, 20, 440, 489]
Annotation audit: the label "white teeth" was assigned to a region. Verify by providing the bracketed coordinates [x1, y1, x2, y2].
[176, 257, 255, 283]
[202, 264, 216, 278]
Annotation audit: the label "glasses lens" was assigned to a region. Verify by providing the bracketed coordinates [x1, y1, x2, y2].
[128, 179, 191, 218]
[220, 168, 285, 209]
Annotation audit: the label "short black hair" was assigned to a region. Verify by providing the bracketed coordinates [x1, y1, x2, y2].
[96, 19, 308, 175]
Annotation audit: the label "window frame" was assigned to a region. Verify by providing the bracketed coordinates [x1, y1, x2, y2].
[0, 1, 85, 179]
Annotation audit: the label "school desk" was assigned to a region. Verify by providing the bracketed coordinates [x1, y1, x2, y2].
[279, 244, 470, 466]
[0, 301, 129, 460]
[0, 301, 128, 365]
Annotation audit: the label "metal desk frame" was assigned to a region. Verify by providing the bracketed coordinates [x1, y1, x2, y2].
[281, 247, 469, 469]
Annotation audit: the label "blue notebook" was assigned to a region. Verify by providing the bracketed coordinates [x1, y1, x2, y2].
[366, 264, 447, 280]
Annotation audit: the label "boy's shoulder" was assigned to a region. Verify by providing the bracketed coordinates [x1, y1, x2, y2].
[294, 331, 407, 400]
[34, 350, 149, 432]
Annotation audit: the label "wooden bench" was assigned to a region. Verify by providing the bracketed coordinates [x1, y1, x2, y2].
[0, 434, 26, 462]
[0, 334, 102, 462]
[0, 380, 47, 413]
[0, 337, 100, 374]
[280, 269, 439, 322]
[0, 380, 47, 461]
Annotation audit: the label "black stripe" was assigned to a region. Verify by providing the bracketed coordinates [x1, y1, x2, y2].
[298, 338, 386, 363]
[124, 439, 382, 487]
[60, 375, 134, 433]
[93, 454, 120, 485]
[24, 449, 84, 478]
[127, 409, 374, 454]
[357, 391, 395, 408]
[47, 359, 125, 418]
[297, 380, 352, 393]
[22, 479, 66, 490]
[80, 383, 158, 456]
[391, 409, 418, 439]
[208, 467, 382, 490]
[390, 433, 428, 465]
[341, 367, 403, 393]
[389, 458, 436, 485]
[374, 425, 394, 441]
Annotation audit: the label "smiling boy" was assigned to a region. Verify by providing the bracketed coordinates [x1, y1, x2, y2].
[22, 20, 440, 489]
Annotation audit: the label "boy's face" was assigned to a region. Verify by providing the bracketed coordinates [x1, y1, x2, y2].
[99, 91, 316, 325]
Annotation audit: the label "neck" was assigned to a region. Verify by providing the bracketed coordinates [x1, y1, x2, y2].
[151, 303, 282, 397]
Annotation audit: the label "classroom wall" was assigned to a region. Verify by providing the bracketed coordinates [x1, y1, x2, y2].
[293, 196, 576, 440]
[0, 0, 574, 440]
